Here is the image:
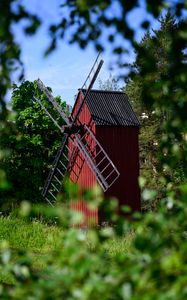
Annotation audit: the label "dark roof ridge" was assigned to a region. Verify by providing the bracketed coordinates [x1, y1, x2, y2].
[79, 88, 126, 94]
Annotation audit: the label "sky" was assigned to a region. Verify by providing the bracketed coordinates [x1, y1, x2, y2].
[12, 0, 159, 106]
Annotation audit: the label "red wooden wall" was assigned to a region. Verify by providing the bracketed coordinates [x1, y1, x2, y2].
[96, 126, 140, 222]
[69, 92, 98, 226]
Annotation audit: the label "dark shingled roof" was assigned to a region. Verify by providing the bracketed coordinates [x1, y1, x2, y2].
[81, 89, 140, 127]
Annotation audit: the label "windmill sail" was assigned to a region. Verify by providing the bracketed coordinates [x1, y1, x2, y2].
[36, 79, 70, 126]
[42, 135, 77, 206]
[33, 96, 63, 132]
[73, 125, 120, 191]
[72, 58, 104, 125]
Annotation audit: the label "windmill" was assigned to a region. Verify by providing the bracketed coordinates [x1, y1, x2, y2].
[34, 54, 120, 207]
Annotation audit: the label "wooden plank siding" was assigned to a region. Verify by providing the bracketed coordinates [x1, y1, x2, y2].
[96, 126, 140, 222]
[69, 92, 98, 226]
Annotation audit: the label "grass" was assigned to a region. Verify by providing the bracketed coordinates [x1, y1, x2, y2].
[0, 215, 133, 285]
[103, 234, 133, 256]
[0, 216, 61, 253]
[0, 216, 62, 284]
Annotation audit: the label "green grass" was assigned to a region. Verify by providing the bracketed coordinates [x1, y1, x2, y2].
[0, 216, 61, 253]
[103, 234, 133, 256]
[0, 216, 62, 284]
[0, 215, 133, 285]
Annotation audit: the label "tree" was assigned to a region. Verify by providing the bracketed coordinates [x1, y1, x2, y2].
[98, 74, 122, 91]
[0, 1, 41, 198]
[138, 12, 187, 183]
[125, 13, 186, 209]
[47, 1, 183, 55]
[0, 80, 67, 207]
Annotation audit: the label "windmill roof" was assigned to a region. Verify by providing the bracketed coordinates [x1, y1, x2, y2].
[81, 89, 140, 126]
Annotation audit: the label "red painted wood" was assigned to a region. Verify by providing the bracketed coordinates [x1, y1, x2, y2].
[69, 92, 98, 226]
[96, 126, 140, 222]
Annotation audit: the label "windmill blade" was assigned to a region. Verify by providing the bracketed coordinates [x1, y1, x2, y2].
[33, 96, 63, 133]
[73, 125, 120, 191]
[36, 78, 70, 126]
[42, 134, 76, 206]
[81, 52, 103, 91]
[68, 144, 84, 184]
[72, 54, 104, 126]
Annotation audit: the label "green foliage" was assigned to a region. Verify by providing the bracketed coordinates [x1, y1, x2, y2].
[46, 1, 184, 74]
[47, 0, 175, 55]
[0, 212, 132, 286]
[137, 13, 187, 185]
[0, 184, 186, 298]
[0, 0, 41, 209]
[98, 74, 122, 91]
[0, 215, 61, 253]
[0, 214, 62, 285]
[125, 13, 187, 209]
[0, 81, 67, 206]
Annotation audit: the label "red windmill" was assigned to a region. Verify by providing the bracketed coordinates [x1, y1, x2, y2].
[35, 54, 140, 225]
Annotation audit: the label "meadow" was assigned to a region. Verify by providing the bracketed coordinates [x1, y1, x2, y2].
[0, 215, 133, 285]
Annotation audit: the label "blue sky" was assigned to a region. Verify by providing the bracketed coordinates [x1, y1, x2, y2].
[12, 0, 159, 106]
